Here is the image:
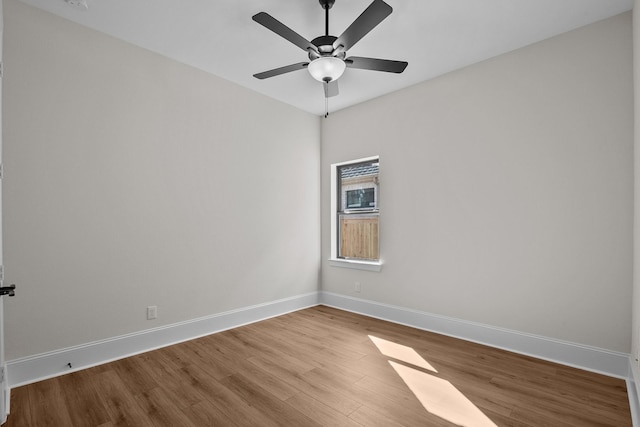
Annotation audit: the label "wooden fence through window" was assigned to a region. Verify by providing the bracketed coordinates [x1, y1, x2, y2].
[340, 215, 379, 260]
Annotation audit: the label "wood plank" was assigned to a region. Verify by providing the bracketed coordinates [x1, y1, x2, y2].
[218, 373, 322, 426]
[132, 351, 204, 409]
[109, 354, 159, 397]
[24, 378, 75, 427]
[57, 369, 112, 426]
[231, 357, 301, 401]
[90, 370, 154, 427]
[348, 402, 436, 427]
[180, 400, 238, 427]
[7, 386, 32, 426]
[134, 387, 199, 427]
[285, 392, 363, 427]
[247, 354, 363, 416]
[178, 363, 282, 427]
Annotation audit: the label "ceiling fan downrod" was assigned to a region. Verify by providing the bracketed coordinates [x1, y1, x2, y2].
[320, 0, 335, 36]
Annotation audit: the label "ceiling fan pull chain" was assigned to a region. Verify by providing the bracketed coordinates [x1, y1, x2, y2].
[324, 87, 329, 118]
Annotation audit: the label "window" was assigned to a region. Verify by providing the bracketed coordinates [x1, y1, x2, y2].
[330, 157, 381, 270]
[346, 188, 375, 209]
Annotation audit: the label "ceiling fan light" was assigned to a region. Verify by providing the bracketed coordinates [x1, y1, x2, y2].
[308, 56, 346, 82]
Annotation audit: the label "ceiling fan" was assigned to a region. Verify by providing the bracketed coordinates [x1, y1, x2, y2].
[252, 0, 408, 113]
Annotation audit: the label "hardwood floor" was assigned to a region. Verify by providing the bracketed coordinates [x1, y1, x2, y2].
[5, 306, 632, 426]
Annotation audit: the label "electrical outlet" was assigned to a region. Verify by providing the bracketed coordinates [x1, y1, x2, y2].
[355, 282, 361, 293]
[147, 305, 157, 320]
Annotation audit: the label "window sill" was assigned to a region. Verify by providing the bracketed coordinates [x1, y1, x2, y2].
[328, 258, 383, 272]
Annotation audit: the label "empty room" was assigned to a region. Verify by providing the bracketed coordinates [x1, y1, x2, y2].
[1, 0, 640, 425]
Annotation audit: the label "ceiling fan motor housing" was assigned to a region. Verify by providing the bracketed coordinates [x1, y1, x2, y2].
[309, 35, 344, 60]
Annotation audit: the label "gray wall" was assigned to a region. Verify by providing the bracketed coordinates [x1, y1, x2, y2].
[633, 0, 640, 364]
[321, 12, 633, 353]
[3, 0, 320, 360]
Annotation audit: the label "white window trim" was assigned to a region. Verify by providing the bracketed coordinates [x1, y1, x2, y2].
[328, 258, 383, 272]
[329, 156, 383, 272]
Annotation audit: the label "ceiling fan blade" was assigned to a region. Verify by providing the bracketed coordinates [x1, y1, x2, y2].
[333, 0, 392, 52]
[324, 80, 339, 98]
[252, 12, 318, 54]
[253, 62, 309, 79]
[345, 56, 408, 73]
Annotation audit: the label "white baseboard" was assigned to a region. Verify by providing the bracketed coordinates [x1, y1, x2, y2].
[6, 292, 319, 388]
[320, 291, 630, 379]
[1, 363, 7, 423]
[6, 291, 631, 390]
[628, 358, 640, 426]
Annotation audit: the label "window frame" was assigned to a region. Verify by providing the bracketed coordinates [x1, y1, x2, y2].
[329, 156, 383, 272]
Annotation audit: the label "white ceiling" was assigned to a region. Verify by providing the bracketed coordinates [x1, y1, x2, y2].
[20, 0, 633, 116]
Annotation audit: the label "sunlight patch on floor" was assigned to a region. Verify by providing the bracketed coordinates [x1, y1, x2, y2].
[368, 335, 437, 372]
[390, 361, 497, 427]
[369, 335, 497, 427]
